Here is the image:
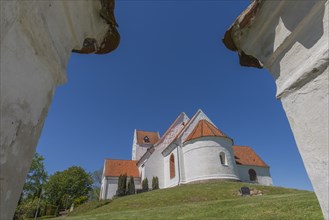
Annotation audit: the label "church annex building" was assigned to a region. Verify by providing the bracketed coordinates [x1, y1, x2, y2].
[100, 110, 273, 199]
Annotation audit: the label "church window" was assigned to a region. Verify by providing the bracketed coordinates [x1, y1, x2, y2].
[170, 154, 175, 179]
[144, 136, 150, 143]
[219, 152, 227, 165]
[248, 169, 257, 181]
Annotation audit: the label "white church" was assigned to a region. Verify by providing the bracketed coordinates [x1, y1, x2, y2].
[100, 110, 273, 199]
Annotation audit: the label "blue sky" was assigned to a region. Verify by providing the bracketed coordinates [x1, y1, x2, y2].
[37, 1, 313, 191]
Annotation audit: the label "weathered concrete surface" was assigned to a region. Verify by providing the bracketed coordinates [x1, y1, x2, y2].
[223, 0, 328, 219]
[0, 1, 119, 219]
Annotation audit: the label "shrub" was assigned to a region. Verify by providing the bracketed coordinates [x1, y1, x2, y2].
[117, 174, 127, 196]
[142, 178, 149, 192]
[127, 176, 135, 195]
[152, 176, 159, 190]
[73, 196, 88, 207]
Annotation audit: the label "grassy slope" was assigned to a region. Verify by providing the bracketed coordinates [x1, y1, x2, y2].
[66, 182, 322, 219]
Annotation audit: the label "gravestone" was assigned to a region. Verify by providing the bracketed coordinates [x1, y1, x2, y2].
[240, 187, 250, 196]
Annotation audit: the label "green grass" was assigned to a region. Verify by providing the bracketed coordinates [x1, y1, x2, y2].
[63, 182, 322, 219]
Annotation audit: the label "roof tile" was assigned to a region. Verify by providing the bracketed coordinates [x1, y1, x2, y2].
[233, 145, 269, 167]
[136, 131, 159, 145]
[185, 119, 229, 142]
[104, 159, 140, 177]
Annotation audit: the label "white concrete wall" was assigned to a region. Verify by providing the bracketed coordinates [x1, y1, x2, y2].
[163, 147, 180, 188]
[101, 177, 141, 199]
[0, 1, 119, 219]
[143, 148, 164, 188]
[236, 165, 273, 186]
[182, 137, 239, 183]
[224, 1, 328, 218]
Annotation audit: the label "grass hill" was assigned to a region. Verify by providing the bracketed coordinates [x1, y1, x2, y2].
[65, 182, 322, 220]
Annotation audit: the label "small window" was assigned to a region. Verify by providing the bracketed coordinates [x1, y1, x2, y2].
[144, 136, 150, 143]
[170, 154, 175, 179]
[219, 152, 227, 165]
[248, 169, 257, 182]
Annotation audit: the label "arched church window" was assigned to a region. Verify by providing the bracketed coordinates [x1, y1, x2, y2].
[248, 169, 257, 181]
[219, 152, 227, 165]
[170, 154, 175, 179]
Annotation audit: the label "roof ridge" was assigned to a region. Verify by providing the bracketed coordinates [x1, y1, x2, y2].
[105, 159, 137, 162]
[136, 130, 159, 133]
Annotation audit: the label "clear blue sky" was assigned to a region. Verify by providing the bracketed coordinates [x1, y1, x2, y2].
[37, 1, 313, 191]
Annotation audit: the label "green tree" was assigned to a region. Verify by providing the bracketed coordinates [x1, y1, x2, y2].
[44, 166, 92, 210]
[152, 176, 159, 190]
[89, 168, 103, 200]
[117, 174, 127, 196]
[127, 176, 135, 195]
[142, 178, 149, 192]
[23, 153, 48, 199]
[14, 153, 47, 219]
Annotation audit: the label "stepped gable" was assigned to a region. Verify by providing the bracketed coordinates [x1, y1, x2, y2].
[136, 130, 160, 145]
[233, 146, 269, 168]
[184, 119, 229, 142]
[104, 159, 140, 177]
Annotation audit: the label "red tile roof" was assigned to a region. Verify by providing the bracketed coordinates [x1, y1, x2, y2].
[104, 159, 140, 177]
[185, 119, 229, 142]
[136, 130, 160, 145]
[232, 146, 269, 168]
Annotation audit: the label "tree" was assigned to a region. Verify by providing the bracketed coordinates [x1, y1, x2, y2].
[142, 178, 149, 192]
[44, 166, 92, 210]
[23, 153, 48, 199]
[117, 174, 127, 196]
[152, 176, 159, 190]
[127, 176, 135, 195]
[91, 168, 103, 188]
[14, 153, 48, 220]
[89, 168, 103, 200]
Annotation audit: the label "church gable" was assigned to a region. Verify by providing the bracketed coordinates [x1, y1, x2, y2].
[156, 112, 189, 149]
[174, 109, 219, 143]
[184, 119, 231, 143]
[136, 130, 160, 145]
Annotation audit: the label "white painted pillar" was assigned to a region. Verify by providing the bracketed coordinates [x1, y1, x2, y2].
[0, 1, 119, 219]
[223, 0, 328, 218]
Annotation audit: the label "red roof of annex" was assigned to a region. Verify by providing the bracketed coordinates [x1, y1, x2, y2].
[233, 145, 269, 168]
[104, 159, 140, 177]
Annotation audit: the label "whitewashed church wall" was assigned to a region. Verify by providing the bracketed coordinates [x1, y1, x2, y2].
[136, 145, 148, 162]
[236, 165, 273, 186]
[102, 177, 141, 199]
[131, 130, 138, 160]
[100, 177, 107, 200]
[182, 137, 239, 183]
[163, 148, 180, 188]
[178, 145, 186, 182]
[144, 148, 164, 188]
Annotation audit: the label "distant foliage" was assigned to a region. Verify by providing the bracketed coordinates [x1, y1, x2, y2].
[90, 168, 103, 200]
[14, 153, 48, 220]
[44, 166, 93, 211]
[142, 178, 149, 192]
[73, 196, 89, 207]
[127, 176, 135, 195]
[152, 176, 159, 190]
[117, 174, 127, 196]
